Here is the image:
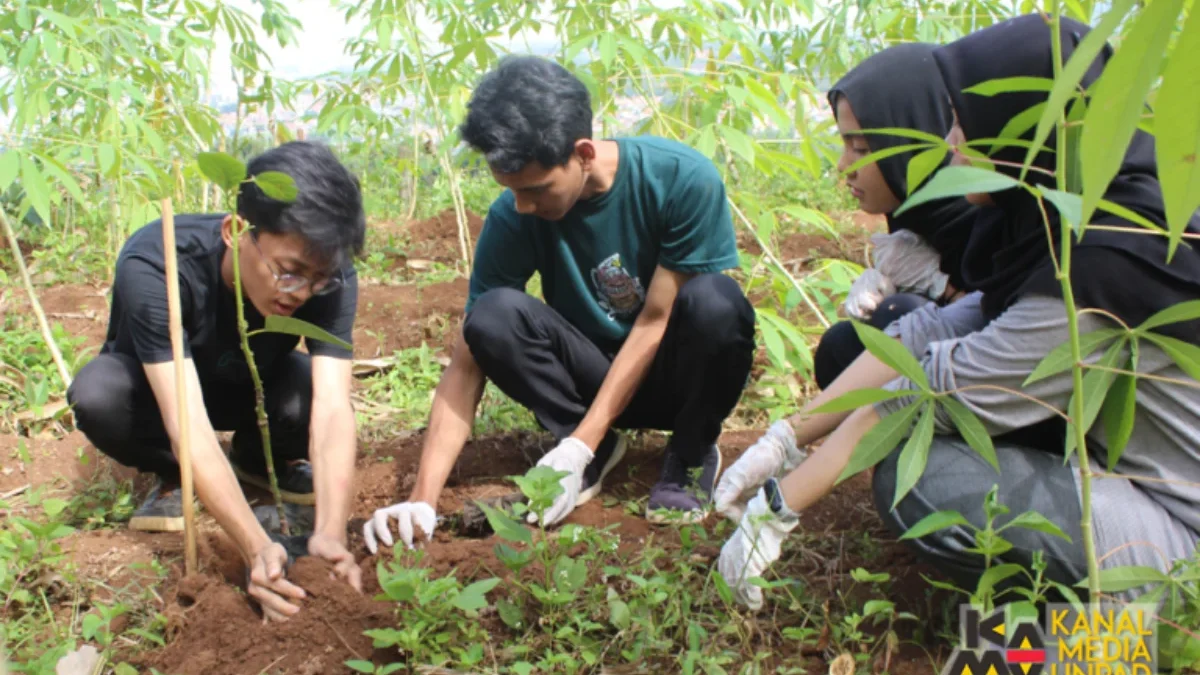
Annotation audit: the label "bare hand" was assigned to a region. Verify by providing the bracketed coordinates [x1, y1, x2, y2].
[308, 533, 363, 593]
[247, 542, 306, 622]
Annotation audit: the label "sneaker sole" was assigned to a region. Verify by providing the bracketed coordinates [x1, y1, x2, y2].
[129, 515, 186, 532]
[645, 447, 723, 525]
[233, 466, 317, 506]
[576, 434, 628, 507]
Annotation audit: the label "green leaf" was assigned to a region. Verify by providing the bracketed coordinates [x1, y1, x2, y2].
[42, 498, 68, 518]
[808, 388, 911, 415]
[1023, 0, 1133, 180]
[20, 155, 51, 224]
[252, 170, 298, 202]
[905, 146, 947, 195]
[497, 599, 524, 629]
[894, 166, 1019, 217]
[197, 151, 246, 192]
[759, 321, 786, 371]
[851, 322, 929, 389]
[1037, 186, 1082, 232]
[598, 32, 616, 67]
[478, 502, 531, 545]
[1137, 300, 1200, 334]
[1098, 197, 1169, 235]
[81, 613, 105, 639]
[900, 510, 971, 540]
[1025, 327, 1123, 385]
[857, 126, 947, 145]
[964, 76, 1054, 96]
[938, 396, 999, 473]
[1079, 0, 1185, 229]
[0, 151, 19, 193]
[1065, 338, 1126, 456]
[1101, 371, 1137, 470]
[345, 659, 376, 673]
[1155, 6, 1200, 256]
[892, 402, 935, 509]
[863, 600, 895, 617]
[98, 143, 116, 175]
[1141, 333, 1200, 382]
[1000, 511, 1071, 542]
[836, 400, 921, 484]
[1076, 565, 1168, 592]
[976, 563, 1025, 599]
[256, 316, 351, 350]
[718, 125, 756, 165]
[609, 598, 631, 630]
[841, 142, 931, 177]
[452, 578, 500, 612]
[693, 125, 717, 159]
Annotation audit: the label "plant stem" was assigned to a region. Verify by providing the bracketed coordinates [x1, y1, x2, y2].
[1, 210, 73, 391]
[228, 215, 289, 536]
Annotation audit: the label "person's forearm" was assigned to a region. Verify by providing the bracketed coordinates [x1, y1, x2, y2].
[788, 351, 897, 447]
[778, 405, 881, 512]
[409, 343, 486, 506]
[572, 319, 666, 450]
[311, 401, 356, 543]
[187, 434, 272, 562]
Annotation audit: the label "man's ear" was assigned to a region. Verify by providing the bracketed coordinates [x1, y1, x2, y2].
[220, 214, 235, 246]
[575, 139, 596, 168]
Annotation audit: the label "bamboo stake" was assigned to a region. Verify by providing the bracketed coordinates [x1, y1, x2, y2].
[1, 210, 72, 390]
[161, 199, 198, 575]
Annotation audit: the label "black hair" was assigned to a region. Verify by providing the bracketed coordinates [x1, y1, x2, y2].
[458, 55, 593, 174]
[237, 140, 366, 270]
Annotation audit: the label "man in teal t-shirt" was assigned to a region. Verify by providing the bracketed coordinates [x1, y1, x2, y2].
[363, 55, 756, 552]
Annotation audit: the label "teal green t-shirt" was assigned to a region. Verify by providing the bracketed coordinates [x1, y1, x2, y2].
[465, 136, 740, 349]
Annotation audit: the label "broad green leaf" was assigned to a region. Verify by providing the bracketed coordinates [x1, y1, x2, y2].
[863, 600, 895, 617]
[256, 316, 351, 350]
[42, 498, 68, 518]
[345, 660, 376, 673]
[938, 396, 999, 473]
[894, 166, 1019, 217]
[1101, 371, 1137, 470]
[964, 76, 1054, 96]
[808, 387, 911, 415]
[900, 510, 971, 540]
[19, 156, 51, 224]
[0, 151, 20, 193]
[1038, 186, 1082, 232]
[693, 125, 717, 159]
[1001, 511, 1072, 541]
[252, 171, 298, 202]
[836, 400, 921, 484]
[452, 578, 500, 612]
[905, 146, 947, 195]
[718, 125, 756, 165]
[841, 142, 930, 177]
[1079, 0, 1185, 229]
[892, 402, 935, 509]
[1142, 333, 1200, 382]
[1025, 327, 1123, 385]
[598, 32, 616, 67]
[1147, 6, 1200, 258]
[758, 321, 786, 371]
[851, 321, 929, 389]
[609, 598, 631, 630]
[1065, 338, 1126, 457]
[478, 502, 531, 545]
[976, 563, 1025, 598]
[1023, 0, 1134, 180]
[197, 151, 246, 191]
[98, 143, 116, 175]
[1136, 300, 1200, 333]
[1076, 565, 1168, 592]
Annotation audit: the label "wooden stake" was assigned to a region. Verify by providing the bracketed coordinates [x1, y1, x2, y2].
[161, 199, 198, 575]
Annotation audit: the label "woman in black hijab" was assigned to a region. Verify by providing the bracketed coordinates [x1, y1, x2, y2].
[715, 14, 1200, 613]
[814, 43, 980, 389]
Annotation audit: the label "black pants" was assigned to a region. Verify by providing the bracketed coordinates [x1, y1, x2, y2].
[67, 351, 313, 483]
[813, 293, 928, 389]
[463, 273, 756, 464]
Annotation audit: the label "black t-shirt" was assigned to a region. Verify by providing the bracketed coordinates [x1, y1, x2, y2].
[101, 213, 357, 388]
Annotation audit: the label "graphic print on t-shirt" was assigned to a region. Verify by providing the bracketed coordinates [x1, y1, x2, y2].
[590, 252, 645, 321]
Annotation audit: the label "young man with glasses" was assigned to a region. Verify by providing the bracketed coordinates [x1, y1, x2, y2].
[68, 141, 366, 621]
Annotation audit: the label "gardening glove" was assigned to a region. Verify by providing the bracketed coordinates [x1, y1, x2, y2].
[871, 230, 950, 302]
[527, 437, 593, 527]
[363, 501, 437, 554]
[718, 487, 801, 611]
[713, 421, 806, 522]
[842, 268, 896, 321]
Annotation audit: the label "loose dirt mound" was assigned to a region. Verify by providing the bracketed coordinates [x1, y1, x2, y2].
[353, 279, 468, 357]
[404, 208, 485, 263]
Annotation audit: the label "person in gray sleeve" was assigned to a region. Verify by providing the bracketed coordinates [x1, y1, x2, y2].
[712, 14, 1200, 612]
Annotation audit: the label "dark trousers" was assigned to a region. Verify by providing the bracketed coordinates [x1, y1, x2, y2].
[812, 293, 928, 390]
[67, 351, 313, 483]
[463, 274, 756, 463]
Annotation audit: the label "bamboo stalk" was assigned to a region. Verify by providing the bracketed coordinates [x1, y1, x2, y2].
[161, 199, 198, 575]
[1, 210, 73, 390]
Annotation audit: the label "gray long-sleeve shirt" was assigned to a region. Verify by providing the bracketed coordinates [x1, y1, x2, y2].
[873, 292, 1200, 538]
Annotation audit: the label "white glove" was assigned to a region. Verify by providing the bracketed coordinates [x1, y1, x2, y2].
[713, 421, 807, 522]
[527, 437, 593, 527]
[843, 268, 895, 321]
[363, 501, 437, 554]
[718, 486, 801, 611]
[871, 230, 949, 301]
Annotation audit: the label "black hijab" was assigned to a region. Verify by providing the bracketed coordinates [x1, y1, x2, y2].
[933, 13, 1200, 344]
[828, 43, 979, 291]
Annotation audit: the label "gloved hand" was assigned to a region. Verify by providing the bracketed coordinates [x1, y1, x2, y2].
[871, 230, 950, 302]
[527, 437, 593, 527]
[718, 486, 801, 611]
[843, 268, 896, 321]
[362, 501, 437, 554]
[713, 420, 806, 522]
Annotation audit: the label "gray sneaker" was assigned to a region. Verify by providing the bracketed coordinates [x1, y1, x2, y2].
[128, 479, 185, 532]
[578, 431, 628, 506]
[646, 444, 722, 525]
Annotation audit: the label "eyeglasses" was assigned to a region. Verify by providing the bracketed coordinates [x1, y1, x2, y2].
[248, 231, 344, 297]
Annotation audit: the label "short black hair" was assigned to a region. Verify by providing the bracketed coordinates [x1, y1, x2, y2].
[458, 55, 593, 174]
[237, 140, 366, 270]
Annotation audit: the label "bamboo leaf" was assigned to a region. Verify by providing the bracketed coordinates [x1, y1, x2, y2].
[1079, 0, 1185, 230]
[257, 316, 351, 350]
[1025, 327, 1123, 385]
[1001, 511, 1072, 541]
[977, 563, 1025, 599]
[718, 125, 756, 165]
[1100, 370, 1137, 470]
[1141, 333, 1200, 382]
[836, 400, 921, 484]
[899, 510, 971, 540]
[0, 151, 19, 194]
[851, 321, 929, 389]
[197, 151, 246, 192]
[964, 76, 1054, 96]
[894, 166, 1019, 217]
[252, 171, 298, 202]
[808, 388, 912, 415]
[893, 402, 936, 509]
[1065, 338, 1126, 457]
[1037, 186, 1082, 232]
[1155, 8, 1200, 258]
[19, 156, 51, 225]
[857, 126, 947, 145]
[938, 396, 999, 473]
[1136, 300, 1200, 333]
[841, 143, 931, 178]
[1076, 565, 1168, 592]
[905, 146, 947, 195]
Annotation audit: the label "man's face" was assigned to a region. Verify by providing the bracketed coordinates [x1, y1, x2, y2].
[490, 147, 590, 222]
[221, 216, 335, 317]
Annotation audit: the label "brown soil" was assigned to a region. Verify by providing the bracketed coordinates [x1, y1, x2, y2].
[5, 282, 112, 356]
[353, 279, 468, 357]
[402, 208, 485, 263]
[0, 430, 132, 495]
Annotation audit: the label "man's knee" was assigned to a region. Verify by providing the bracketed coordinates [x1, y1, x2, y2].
[869, 292, 927, 329]
[674, 273, 754, 343]
[68, 354, 138, 441]
[462, 288, 535, 355]
[267, 352, 313, 429]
